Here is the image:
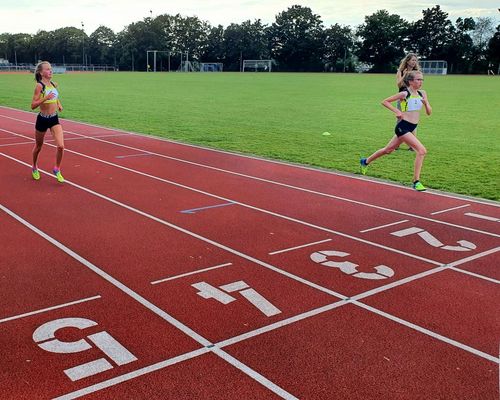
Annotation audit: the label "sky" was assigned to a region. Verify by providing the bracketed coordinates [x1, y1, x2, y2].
[1, 0, 498, 35]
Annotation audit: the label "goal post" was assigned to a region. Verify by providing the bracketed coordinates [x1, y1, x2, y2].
[242, 59, 272, 72]
[420, 60, 447, 75]
[200, 63, 223, 72]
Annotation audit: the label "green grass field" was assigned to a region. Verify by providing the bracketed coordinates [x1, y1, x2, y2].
[1, 71, 499, 200]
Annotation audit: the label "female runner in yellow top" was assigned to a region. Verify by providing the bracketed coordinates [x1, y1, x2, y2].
[360, 71, 432, 191]
[30, 61, 65, 182]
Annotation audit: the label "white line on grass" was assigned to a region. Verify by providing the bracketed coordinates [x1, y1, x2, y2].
[0, 295, 102, 324]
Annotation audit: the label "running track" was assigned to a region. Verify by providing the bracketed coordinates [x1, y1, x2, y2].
[0, 105, 499, 399]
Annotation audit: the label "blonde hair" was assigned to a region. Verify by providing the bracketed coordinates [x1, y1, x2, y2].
[398, 53, 420, 73]
[403, 70, 423, 87]
[34, 61, 51, 82]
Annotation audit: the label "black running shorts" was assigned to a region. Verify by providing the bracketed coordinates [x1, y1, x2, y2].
[395, 119, 418, 137]
[35, 113, 60, 132]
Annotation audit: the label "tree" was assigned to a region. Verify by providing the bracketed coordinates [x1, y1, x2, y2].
[268, 5, 325, 71]
[88, 26, 116, 65]
[202, 25, 225, 62]
[487, 25, 500, 73]
[356, 10, 409, 72]
[410, 5, 453, 59]
[323, 24, 354, 72]
[223, 20, 268, 71]
[446, 17, 475, 73]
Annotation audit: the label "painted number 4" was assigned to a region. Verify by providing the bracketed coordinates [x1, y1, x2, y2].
[192, 280, 282, 317]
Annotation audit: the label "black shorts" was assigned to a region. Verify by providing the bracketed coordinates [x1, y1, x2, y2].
[395, 119, 417, 137]
[35, 113, 60, 132]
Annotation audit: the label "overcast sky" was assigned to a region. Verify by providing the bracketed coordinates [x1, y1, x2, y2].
[1, 0, 498, 35]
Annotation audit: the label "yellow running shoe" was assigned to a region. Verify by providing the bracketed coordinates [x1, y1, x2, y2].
[32, 168, 40, 180]
[53, 168, 64, 183]
[413, 180, 426, 191]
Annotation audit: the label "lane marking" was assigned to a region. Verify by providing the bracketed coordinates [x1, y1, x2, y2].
[211, 347, 299, 399]
[0, 295, 102, 324]
[269, 238, 332, 255]
[0, 149, 446, 267]
[0, 203, 212, 347]
[465, 212, 500, 223]
[53, 348, 210, 400]
[449, 267, 500, 284]
[1, 108, 499, 208]
[0, 152, 436, 296]
[430, 204, 470, 215]
[359, 220, 409, 233]
[353, 300, 499, 364]
[151, 263, 233, 285]
[0, 120, 500, 237]
[180, 202, 235, 214]
[115, 153, 153, 159]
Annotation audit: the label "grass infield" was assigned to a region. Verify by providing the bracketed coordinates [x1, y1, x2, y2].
[0, 71, 498, 200]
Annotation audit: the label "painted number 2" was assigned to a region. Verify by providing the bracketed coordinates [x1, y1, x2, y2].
[310, 251, 395, 280]
[391, 227, 476, 251]
[33, 317, 137, 381]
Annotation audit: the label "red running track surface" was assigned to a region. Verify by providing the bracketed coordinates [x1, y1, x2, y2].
[0, 106, 499, 399]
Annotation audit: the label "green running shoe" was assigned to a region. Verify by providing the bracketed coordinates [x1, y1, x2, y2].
[413, 180, 426, 191]
[32, 169, 40, 180]
[360, 158, 368, 175]
[53, 168, 64, 183]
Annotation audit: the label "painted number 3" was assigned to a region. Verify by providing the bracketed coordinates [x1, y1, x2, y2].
[310, 251, 395, 280]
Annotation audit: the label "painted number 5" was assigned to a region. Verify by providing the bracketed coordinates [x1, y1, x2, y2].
[33, 317, 137, 381]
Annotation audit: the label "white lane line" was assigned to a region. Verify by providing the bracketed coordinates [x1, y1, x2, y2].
[430, 204, 470, 215]
[269, 239, 332, 255]
[0, 140, 33, 147]
[115, 153, 153, 159]
[2, 158, 498, 391]
[449, 267, 500, 284]
[0, 203, 212, 347]
[151, 263, 233, 285]
[446, 246, 500, 268]
[1, 150, 442, 281]
[1, 125, 499, 240]
[359, 220, 409, 233]
[52, 348, 210, 400]
[211, 347, 299, 399]
[351, 266, 448, 302]
[465, 212, 500, 222]
[1, 108, 499, 208]
[0, 147, 444, 268]
[217, 299, 349, 348]
[63, 130, 500, 237]
[353, 300, 499, 364]
[0, 295, 102, 324]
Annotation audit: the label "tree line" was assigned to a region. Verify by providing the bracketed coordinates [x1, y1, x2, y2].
[1, 5, 498, 73]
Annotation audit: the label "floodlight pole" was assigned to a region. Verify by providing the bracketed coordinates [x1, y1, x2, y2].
[81, 22, 85, 68]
